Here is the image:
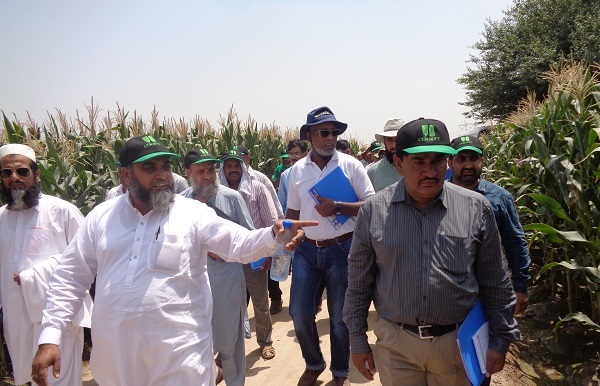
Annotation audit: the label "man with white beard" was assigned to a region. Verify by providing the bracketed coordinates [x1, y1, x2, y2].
[0, 143, 89, 386]
[180, 148, 254, 386]
[32, 136, 317, 386]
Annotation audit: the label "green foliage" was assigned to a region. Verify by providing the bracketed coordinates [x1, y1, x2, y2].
[458, 0, 600, 122]
[484, 61, 600, 327]
[0, 105, 294, 210]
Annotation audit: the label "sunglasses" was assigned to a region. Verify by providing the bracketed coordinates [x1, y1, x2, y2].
[0, 167, 32, 180]
[311, 129, 341, 138]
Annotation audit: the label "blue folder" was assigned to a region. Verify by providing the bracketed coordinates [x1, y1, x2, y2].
[456, 299, 489, 386]
[308, 166, 359, 229]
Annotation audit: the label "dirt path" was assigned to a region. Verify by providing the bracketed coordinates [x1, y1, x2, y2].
[4, 278, 528, 386]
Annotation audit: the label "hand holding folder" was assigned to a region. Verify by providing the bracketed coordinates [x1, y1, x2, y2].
[308, 166, 359, 230]
[457, 299, 492, 386]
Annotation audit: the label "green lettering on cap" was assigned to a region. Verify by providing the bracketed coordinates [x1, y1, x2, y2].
[142, 136, 159, 148]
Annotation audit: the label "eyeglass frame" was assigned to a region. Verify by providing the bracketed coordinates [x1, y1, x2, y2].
[0, 167, 33, 180]
[310, 129, 341, 138]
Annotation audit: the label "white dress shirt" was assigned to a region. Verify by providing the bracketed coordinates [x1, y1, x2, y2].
[0, 194, 85, 385]
[39, 192, 276, 386]
[287, 151, 374, 240]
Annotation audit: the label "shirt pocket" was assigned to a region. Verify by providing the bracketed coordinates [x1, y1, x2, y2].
[437, 233, 476, 277]
[148, 233, 183, 272]
[24, 228, 51, 257]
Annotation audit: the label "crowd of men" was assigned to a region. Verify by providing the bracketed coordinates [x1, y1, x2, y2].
[0, 106, 531, 386]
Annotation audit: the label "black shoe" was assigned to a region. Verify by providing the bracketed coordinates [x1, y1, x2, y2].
[270, 298, 283, 314]
[297, 367, 325, 386]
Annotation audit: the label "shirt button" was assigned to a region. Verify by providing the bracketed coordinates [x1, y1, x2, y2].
[134, 256, 137, 259]
[423, 267, 427, 271]
[424, 240, 428, 244]
[140, 222, 144, 225]
[137, 238, 140, 241]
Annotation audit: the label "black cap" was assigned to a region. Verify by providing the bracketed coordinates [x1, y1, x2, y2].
[450, 135, 483, 155]
[184, 149, 221, 169]
[396, 118, 455, 155]
[232, 145, 249, 155]
[299, 106, 348, 140]
[119, 135, 181, 167]
[370, 141, 382, 152]
[220, 149, 245, 162]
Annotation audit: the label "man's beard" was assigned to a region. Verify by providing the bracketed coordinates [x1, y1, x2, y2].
[190, 178, 219, 202]
[313, 146, 334, 158]
[385, 150, 395, 164]
[128, 173, 175, 211]
[1, 183, 41, 211]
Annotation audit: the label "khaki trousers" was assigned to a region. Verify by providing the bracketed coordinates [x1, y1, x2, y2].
[374, 316, 469, 386]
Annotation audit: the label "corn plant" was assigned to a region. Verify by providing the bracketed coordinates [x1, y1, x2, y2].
[485, 61, 600, 328]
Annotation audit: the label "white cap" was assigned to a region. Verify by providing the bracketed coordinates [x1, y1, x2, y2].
[0, 144, 37, 163]
[375, 118, 405, 143]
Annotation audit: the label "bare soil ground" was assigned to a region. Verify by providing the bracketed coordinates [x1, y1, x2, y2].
[2, 277, 598, 385]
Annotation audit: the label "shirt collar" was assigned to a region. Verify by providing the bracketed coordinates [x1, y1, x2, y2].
[305, 149, 339, 165]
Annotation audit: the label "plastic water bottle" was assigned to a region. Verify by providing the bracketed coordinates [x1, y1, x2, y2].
[270, 220, 294, 282]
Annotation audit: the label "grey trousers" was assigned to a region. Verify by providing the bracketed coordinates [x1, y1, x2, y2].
[243, 264, 273, 347]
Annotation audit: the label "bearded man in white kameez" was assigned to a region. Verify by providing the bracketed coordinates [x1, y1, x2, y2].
[0, 144, 88, 386]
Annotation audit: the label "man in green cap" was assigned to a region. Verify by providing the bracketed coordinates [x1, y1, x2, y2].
[344, 119, 519, 386]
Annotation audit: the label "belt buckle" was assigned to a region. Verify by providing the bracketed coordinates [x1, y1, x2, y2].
[315, 239, 323, 248]
[418, 325, 433, 339]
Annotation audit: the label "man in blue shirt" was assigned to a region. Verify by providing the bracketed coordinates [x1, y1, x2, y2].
[448, 135, 531, 314]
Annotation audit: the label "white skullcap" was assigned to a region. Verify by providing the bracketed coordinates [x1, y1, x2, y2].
[0, 144, 37, 162]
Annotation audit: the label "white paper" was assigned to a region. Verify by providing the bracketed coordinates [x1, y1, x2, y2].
[472, 321, 489, 374]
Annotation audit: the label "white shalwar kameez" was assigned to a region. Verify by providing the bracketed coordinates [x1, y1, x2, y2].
[39, 193, 277, 386]
[0, 194, 86, 385]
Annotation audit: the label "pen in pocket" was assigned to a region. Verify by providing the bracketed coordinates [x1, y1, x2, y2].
[155, 226, 161, 240]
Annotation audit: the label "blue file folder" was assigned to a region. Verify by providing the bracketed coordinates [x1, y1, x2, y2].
[308, 166, 359, 229]
[457, 299, 489, 386]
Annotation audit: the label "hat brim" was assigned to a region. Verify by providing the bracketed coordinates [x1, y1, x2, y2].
[192, 158, 222, 165]
[300, 119, 348, 140]
[371, 146, 382, 152]
[454, 146, 483, 155]
[403, 145, 456, 155]
[134, 152, 181, 164]
[375, 131, 399, 144]
[221, 155, 244, 162]
[281, 154, 290, 159]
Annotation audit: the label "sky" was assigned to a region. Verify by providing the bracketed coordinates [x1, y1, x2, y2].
[0, 0, 513, 143]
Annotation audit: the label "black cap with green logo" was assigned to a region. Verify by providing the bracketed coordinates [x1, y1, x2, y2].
[184, 149, 222, 168]
[396, 118, 456, 155]
[119, 135, 181, 167]
[450, 135, 483, 155]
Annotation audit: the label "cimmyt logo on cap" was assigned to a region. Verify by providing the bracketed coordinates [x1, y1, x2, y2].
[461, 136, 472, 143]
[418, 125, 440, 142]
[142, 136, 159, 148]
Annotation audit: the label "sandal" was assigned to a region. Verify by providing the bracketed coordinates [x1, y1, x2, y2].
[261, 345, 276, 360]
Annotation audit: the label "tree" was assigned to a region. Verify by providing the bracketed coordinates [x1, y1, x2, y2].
[458, 0, 600, 122]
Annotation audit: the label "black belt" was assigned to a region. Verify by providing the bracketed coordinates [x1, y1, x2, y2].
[303, 232, 353, 248]
[399, 323, 458, 339]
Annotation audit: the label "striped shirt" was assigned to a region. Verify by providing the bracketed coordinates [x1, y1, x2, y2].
[343, 179, 520, 355]
[238, 179, 279, 229]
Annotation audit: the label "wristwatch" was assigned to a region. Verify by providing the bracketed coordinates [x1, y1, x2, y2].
[334, 201, 343, 216]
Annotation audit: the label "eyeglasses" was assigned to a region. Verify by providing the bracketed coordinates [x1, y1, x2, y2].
[0, 167, 32, 180]
[311, 129, 341, 138]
